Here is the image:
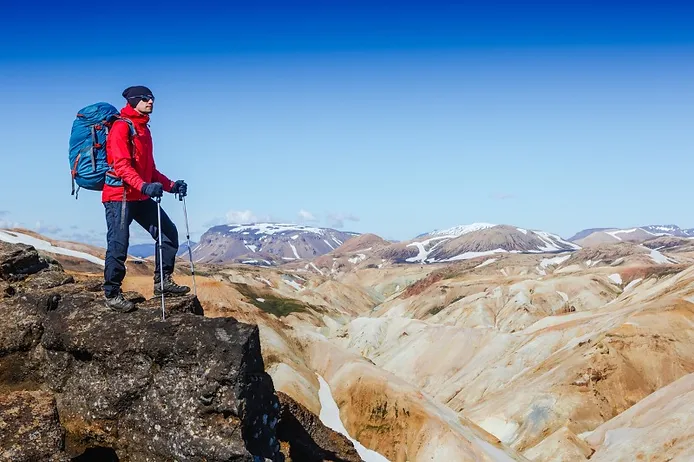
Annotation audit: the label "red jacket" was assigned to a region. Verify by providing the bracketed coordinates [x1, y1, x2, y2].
[102, 105, 174, 202]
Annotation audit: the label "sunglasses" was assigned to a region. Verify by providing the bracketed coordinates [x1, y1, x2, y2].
[129, 94, 155, 102]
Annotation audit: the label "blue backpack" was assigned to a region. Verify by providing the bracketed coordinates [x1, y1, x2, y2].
[68, 102, 135, 198]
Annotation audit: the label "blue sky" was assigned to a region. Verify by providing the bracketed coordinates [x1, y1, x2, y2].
[1, 1, 693, 245]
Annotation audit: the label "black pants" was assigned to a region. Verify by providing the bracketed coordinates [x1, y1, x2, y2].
[103, 199, 178, 297]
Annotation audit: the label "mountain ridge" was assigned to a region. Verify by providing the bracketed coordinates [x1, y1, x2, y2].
[191, 222, 359, 265]
[570, 224, 694, 247]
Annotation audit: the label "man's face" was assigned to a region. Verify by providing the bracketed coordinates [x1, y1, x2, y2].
[135, 96, 154, 114]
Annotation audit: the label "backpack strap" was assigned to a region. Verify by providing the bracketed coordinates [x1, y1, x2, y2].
[109, 118, 137, 159]
[111, 118, 137, 230]
[105, 118, 137, 182]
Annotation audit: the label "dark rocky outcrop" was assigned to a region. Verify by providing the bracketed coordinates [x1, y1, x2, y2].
[0, 390, 69, 461]
[0, 242, 49, 280]
[1, 243, 282, 461]
[0, 241, 361, 462]
[276, 392, 361, 462]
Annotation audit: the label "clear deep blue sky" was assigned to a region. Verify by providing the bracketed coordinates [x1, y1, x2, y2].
[1, 1, 693, 245]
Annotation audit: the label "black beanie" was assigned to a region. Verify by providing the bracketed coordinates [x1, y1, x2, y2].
[122, 85, 154, 108]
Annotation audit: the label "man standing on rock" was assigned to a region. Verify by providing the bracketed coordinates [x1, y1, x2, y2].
[102, 85, 190, 312]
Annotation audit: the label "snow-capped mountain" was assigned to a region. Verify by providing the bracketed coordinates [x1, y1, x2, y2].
[570, 225, 694, 247]
[191, 223, 359, 265]
[641, 225, 694, 237]
[426, 222, 498, 238]
[382, 223, 580, 264]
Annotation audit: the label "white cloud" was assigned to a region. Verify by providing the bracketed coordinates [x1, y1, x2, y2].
[298, 209, 317, 222]
[226, 209, 262, 224]
[0, 211, 20, 230]
[326, 213, 360, 229]
[61, 230, 106, 247]
[0, 220, 20, 229]
[34, 221, 63, 235]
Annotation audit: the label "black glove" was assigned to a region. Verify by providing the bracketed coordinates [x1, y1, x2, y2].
[141, 182, 164, 198]
[171, 180, 187, 197]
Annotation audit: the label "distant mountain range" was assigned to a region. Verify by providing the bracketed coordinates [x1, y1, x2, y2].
[569, 225, 694, 247]
[11, 221, 692, 268]
[188, 221, 582, 267]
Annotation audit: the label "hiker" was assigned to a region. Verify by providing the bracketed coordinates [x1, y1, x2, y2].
[102, 86, 190, 312]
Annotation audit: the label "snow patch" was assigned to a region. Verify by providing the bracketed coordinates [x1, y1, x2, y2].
[442, 248, 509, 262]
[649, 225, 678, 233]
[624, 278, 642, 292]
[226, 223, 326, 236]
[428, 222, 496, 237]
[478, 417, 519, 444]
[540, 254, 571, 269]
[289, 243, 301, 259]
[557, 291, 569, 302]
[348, 254, 367, 264]
[533, 231, 581, 251]
[606, 229, 636, 240]
[256, 298, 265, 302]
[243, 240, 258, 253]
[602, 427, 641, 448]
[317, 375, 390, 462]
[609, 273, 623, 285]
[310, 262, 324, 275]
[282, 278, 303, 291]
[649, 248, 673, 264]
[516, 228, 528, 235]
[405, 236, 450, 263]
[0, 230, 105, 267]
[475, 258, 497, 268]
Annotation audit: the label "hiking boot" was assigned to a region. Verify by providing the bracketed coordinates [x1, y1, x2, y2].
[104, 293, 136, 313]
[154, 274, 190, 297]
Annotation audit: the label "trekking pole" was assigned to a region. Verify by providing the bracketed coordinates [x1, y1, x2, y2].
[156, 197, 166, 321]
[179, 195, 197, 296]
